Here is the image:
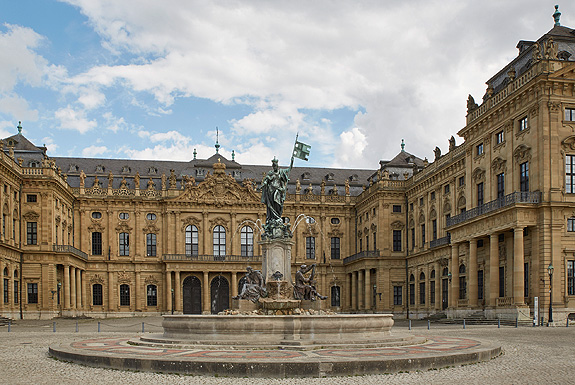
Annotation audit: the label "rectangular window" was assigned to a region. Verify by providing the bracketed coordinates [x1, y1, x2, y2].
[392, 230, 402, 252]
[432, 219, 437, 241]
[459, 276, 467, 299]
[444, 184, 450, 194]
[92, 284, 103, 306]
[419, 281, 425, 305]
[409, 283, 415, 305]
[566, 108, 575, 121]
[497, 173, 505, 198]
[568, 260, 575, 296]
[519, 116, 528, 131]
[119, 232, 129, 256]
[27, 283, 38, 304]
[331, 237, 340, 259]
[26, 222, 37, 245]
[524, 262, 529, 298]
[459, 176, 465, 186]
[430, 191, 435, 201]
[409, 203, 414, 211]
[359, 238, 363, 252]
[477, 182, 484, 206]
[421, 224, 425, 245]
[2, 215, 5, 237]
[499, 266, 505, 298]
[241, 227, 254, 257]
[146, 233, 157, 257]
[393, 286, 402, 305]
[430, 280, 435, 304]
[119, 284, 130, 306]
[366, 235, 369, 251]
[373, 232, 376, 251]
[520, 162, 529, 192]
[392, 205, 402, 213]
[147, 285, 158, 307]
[92, 232, 102, 255]
[411, 228, 415, 250]
[476, 143, 484, 156]
[478, 270, 484, 300]
[14, 280, 18, 304]
[3, 278, 8, 303]
[566, 155, 575, 193]
[26, 194, 37, 203]
[306, 237, 315, 259]
[419, 197, 424, 206]
[496, 130, 504, 144]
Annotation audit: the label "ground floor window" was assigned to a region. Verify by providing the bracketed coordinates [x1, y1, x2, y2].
[27, 283, 38, 304]
[393, 286, 402, 305]
[430, 281, 435, 304]
[499, 266, 505, 297]
[330, 286, 340, 307]
[568, 260, 575, 296]
[120, 284, 130, 306]
[478, 270, 484, 300]
[93, 283, 103, 306]
[3, 278, 8, 303]
[14, 280, 18, 303]
[147, 284, 158, 306]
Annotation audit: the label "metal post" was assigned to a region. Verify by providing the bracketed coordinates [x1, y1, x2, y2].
[142, 322, 145, 333]
[8, 320, 11, 332]
[427, 320, 430, 330]
[515, 318, 518, 328]
[409, 319, 412, 330]
[463, 318, 466, 329]
[548, 264, 554, 325]
[76, 321, 79, 332]
[498, 318, 500, 328]
[97, 321, 101, 332]
[53, 321, 56, 333]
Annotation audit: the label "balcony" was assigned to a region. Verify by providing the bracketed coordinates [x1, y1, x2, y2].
[52, 245, 88, 261]
[447, 191, 542, 227]
[430, 234, 451, 249]
[163, 254, 262, 262]
[343, 250, 381, 264]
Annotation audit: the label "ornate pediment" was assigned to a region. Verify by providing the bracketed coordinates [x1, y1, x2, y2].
[513, 144, 532, 163]
[491, 157, 507, 173]
[142, 223, 160, 234]
[23, 211, 39, 221]
[208, 217, 228, 231]
[181, 216, 201, 231]
[117, 271, 131, 284]
[561, 136, 575, 151]
[472, 167, 485, 182]
[88, 222, 105, 232]
[144, 275, 159, 285]
[390, 220, 404, 230]
[115, 222, 132, 233]
[328, 229, 344, 237]
[90, 274, 105, 284]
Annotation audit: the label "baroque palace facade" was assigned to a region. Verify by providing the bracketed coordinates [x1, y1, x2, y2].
[2, 15, 575, 323]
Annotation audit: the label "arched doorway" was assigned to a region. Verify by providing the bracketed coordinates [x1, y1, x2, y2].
[182, 276, 202, 314]
[210, 276, 229, 314]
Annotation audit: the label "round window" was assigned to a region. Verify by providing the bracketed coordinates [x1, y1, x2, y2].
[147, 213, 157, 221]
[282, 217, 290, 223]
[119, 212, 129, 220]
[92, 212, 102, 219]
[330, 217, 340, 225]
[305, 216, 316, 224]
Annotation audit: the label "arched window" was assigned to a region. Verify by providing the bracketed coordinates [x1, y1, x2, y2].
[146, 285, 157, 306]
[331, 286, 341, 307]
[459, 264, 467, 300]
[185, 225, 199, 256]
[146, 233, 157, 257]
[240, 226, 253, 257]
[419, 272, 426, 305]
[119, 284, 130, 306]
[93, 284, 103, 306]
[213, 225, 226, 256]
[119, 232, 129, 256]
[430, 269, 436, 305]
[409, 274, 415, 305]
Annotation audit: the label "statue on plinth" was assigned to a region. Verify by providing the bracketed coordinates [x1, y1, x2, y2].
[233, 266, 267, 303]
[294, 264, 327, 301]
[260, 157, 292, 239]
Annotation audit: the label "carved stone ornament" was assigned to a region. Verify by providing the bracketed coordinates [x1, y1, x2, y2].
[429, 208, 437, 220]
[548, 101, 561, 113]
[208, 217, 228, 231]
[142, 223, 160, 234]
[472, 167, 485, 182]
[491, 157, 507, 173]
[115, 222, 132, 233]
[23, 211, 40, 221]
[144, 275, 159, 285]
[88, 222, 105, 232]
[457, 194, 466, 208]
[117, 271, 131, 284]
[390, 220, 405, 230]
[418, 214, 425, 224]
[181, 216, 201, 231]
[90, 274, 105, 285]
[370, 223, 377, 232]
[561, 136, 575, 151]
[443, 201, 451, 213]
[55, 215, 61, 224]
[328, 229, 344, 237]
[513, 144, 532, 163]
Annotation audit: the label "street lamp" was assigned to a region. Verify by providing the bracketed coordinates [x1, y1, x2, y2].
[548, 264, 554, 325]
[171, 288, 175, 315]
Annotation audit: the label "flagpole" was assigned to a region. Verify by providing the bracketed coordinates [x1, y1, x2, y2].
[289, 133, 298, 173]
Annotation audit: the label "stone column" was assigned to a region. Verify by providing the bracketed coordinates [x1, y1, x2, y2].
[513, 227, 525, 305]
[364, 269, 371, 310]
[434, 261, 441, 310]
[64, 265, 71, 310]
[76, 268, 82, 309]
[202, 211, 209, 255]
[451, 243, 459, 308]
[70, 267, 76, 310]
[135, 271, 141, 311]
[357, 269, 364, 310]
[231, 271, 238, 298]
[80, 270, 86, 311]
[175, 271, 181, 312]
[469, 239, 478, 307]
[165, 271, 172, 312]
[351, 271, 357, 310]
[175, 212, 181, 254]
[202, 271, 210, 314]
[108, 271, 115, 311]
[489, 233, 499, 307]
[0, 261, 3, 312]
[345, 273, 351, 311]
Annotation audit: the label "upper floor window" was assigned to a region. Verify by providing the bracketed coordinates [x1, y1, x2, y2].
[477, 182, 484, 206]
[305, 216, 316, 224]
[119, 212, 129, 220]
[306, 237, 316, 259]
[240, 226, 253, 257]
[119, 232, 129, 256]
[458, 176, 465, 187]
[496, 130, 504, 144]
[27, 194, 37, 203]
[393, 230, 402, 252]
[146, 233, 157, 257]
[331, 237, 340, 259]
[213, 225, 226, 256]
[567, 155, 575, 194]
[568, 217, 575, 232]
[92, 232, 102, 255]
[92, 212, 102, 219]
[519, 116, 528, 132]
[520, 162, 529, 192]
[146, 213, 157, 221]
[409, 203, 414, 211]
[476, 143, 484, 156]
[497, 173, 505, 198]
[565, 108, 575, 122]
[392, 205, 402, 213]
[444, 184, 450, 194]
[27, 222, 37, 245]
[330, 217, 340, 224]
[419, 197, 424, 206]
[430, 191, 436, 201]
[185, 225, 199, 256]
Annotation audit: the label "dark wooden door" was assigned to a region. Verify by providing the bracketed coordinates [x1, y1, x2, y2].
[210, 276, 229, 314]
[442, 278, 449, 310]
[183, 276, 201, 314]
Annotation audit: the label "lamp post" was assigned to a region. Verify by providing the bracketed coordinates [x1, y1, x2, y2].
[171, 288, 174, 315]
[547, 264, 554, 325]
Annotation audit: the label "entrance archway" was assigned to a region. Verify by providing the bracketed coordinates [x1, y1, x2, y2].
[210, 276, 229, 314]
[182, 276, 202, 314]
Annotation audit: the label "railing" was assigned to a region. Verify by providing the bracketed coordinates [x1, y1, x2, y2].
[163, 254, 262, 262]
[53, 245, 88, 261]
[447, 191, 542, 227]
[430, 234, 451, 249]
[496, 297, 513, 307]
[343, 250, 380, 264]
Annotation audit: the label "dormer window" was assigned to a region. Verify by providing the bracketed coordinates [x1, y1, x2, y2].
[233, 170, 241, 178]
[349, 174, 358, 182]
[196, 169, 205, 177]
[121, 166, 131, 174]
[68, 164, 79, 173]
[302, 172, 311, 181]
[28, 161, 40, 168]
[148, 167, 157, 175]
[95, 165, 105, 173]
[326, 173, 334, 181]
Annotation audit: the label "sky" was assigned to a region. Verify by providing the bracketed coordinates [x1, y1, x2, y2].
[0, 1, 570, 169]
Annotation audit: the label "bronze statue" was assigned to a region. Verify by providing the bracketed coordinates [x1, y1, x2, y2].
[260, 158, 291, 238]
[294, 264, 327, 301]
[233, 266, 267, 303]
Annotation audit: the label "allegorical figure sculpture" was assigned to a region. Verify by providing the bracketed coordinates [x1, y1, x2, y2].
[233, 266, 267, 303]
[294, 264, 327, 301]
[260, 157, 292, 238]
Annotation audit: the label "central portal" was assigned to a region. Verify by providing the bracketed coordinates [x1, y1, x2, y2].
[182, 276, 201, 314]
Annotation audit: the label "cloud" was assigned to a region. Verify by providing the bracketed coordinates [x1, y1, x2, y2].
[55, 106, 97, 133]
[0, 95, 38, 121]
[42, 136, 59, 153]
[82, 145, 108, 157]
[334, 127, 367, 168]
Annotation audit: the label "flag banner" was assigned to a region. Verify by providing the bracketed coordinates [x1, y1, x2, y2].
[293, 141, 311, 161]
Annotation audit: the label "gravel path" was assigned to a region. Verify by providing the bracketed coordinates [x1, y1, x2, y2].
[1, 318, 574, 384]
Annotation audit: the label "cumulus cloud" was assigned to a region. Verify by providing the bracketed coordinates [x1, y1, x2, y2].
[55, 106, 97, 133]
[82, 145, 108, 157]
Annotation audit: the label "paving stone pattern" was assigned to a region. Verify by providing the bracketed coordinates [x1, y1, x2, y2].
[1, 317, 574, 384]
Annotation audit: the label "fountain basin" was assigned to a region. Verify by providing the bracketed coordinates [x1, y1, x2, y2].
[259, 298, 301, 312]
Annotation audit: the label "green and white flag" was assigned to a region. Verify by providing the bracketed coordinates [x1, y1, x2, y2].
[293, 141, 311, 161]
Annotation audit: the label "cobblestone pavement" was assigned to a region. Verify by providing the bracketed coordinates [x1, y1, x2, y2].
[1, 317, 574, 384]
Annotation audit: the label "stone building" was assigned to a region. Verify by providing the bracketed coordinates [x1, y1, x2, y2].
[1, 10, 575, 323]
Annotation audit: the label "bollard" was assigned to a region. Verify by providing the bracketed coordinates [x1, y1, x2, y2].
[541, 316, 544, 326]
[142, 322, 145, 333]
[409, 319, 412, 330]
[76, 321, 79, 333]
[53, 321, 56, 333]
[8, 320, 11, 332]
[428, 320, 430, 330]
[515, 318, 518, 328]
[98, 321, 101, 332]
[463, 319, 466, 329]
[567, 319, 570, 328]
[498, 318, 501, 328]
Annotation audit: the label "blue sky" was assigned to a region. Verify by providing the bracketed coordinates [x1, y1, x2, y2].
[0, 1, 569, 168]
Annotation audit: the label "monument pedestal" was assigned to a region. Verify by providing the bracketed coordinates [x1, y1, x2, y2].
[259, 238, 294, 283]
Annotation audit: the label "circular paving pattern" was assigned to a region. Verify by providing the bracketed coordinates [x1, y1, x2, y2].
[49, 335, 501, 377]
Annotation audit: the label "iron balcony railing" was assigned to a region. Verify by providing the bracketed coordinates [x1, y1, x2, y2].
[447, 191, 542, 227]
[53, 244, 88, 261]
[343, 250, 381, 264]
[430, 234, 451, 249]
[163, 254, 262, 262]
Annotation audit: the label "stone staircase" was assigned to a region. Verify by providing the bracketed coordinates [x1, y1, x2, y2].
[437, 311, 533, 326]
[0, 316, 11, 326]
